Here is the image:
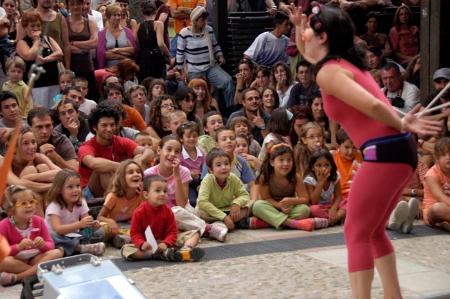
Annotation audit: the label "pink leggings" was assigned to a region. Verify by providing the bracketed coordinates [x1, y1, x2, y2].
[344, 161, 413, 272]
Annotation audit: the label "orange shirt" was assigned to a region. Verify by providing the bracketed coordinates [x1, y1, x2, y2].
[103, 192, 144, 222]
[168, 0, 206, 34]
[423, 165, 450, 224]
[123, 104, 147, 132]
[332, 150, 362, 196]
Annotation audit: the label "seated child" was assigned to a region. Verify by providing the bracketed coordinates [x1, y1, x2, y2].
[97, 160, 144, 248]
[331, 128, 362, 201]
[168, 110, 187, 135]
[201, 128, 257, 202]
[198, 111, 224, 154]
[196, 148, 251, 233]
[294, 122, 326, 178]
[73, 76, 98, 116]
[0, 185, 62, 286]
[304, 149, 344, 226]
[52, 70, 75, 106]
[45, 169, 106, 256]
[2, 56, 31, 116]
[235, 134, 261, 174]
[134, 133, 156, 170]
[121, 175, 204, 262]
[228, 116, 261, 157]
[252, 143, 326, 231]
[176, 121, 205, 207]
[423, 137, 450, 231]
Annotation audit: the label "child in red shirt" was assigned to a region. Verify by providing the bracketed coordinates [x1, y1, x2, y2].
[121, 175, 204, 262]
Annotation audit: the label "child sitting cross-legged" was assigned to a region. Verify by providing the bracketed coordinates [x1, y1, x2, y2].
[121, 175, 204, 262]
[196, 148, 251, 234]
[97, 160, 144, 248]
[0, 185, 63, 286]
[252, 143, 325, 231]
[45, 170, 106, 257]
[304, 149, 344, 226]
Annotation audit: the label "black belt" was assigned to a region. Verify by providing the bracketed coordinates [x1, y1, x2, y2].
[360, 132, 417, 169]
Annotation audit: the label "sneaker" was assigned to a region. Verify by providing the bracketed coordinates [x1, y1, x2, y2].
[0, 272, 17, 286]
[112, 234, 131, 249]
[80, 242, 106, 256]
[208, 222, 228, 242]
[387, 201, 409, 231]
[249, 217, 271, 229]
[175, 247, 205, 262]
[313, 218, 329, 229]
[401, 198, 419, 234]
[161, 248, 178, 261]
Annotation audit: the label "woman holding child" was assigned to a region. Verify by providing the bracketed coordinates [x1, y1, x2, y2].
[287, 4, 445, 298]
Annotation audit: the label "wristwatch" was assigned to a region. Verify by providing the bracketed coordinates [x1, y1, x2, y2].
[411, 189, 417, 197]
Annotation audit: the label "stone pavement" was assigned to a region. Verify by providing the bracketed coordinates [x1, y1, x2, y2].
[1, 222, 449, 299]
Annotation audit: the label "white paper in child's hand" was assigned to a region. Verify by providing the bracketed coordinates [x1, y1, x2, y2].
[145, 226, 158, 254]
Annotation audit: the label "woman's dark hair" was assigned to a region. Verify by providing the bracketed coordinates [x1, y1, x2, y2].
[149, 95, 177, 136]
[141, 0, 157, 16]
[311, 5, 367, 71]
[272, 62, 293, 86]
[258, 143, 296, 186]
[88, 103, 120, 133]
[206, 148, 231, 169]
[174, 87, 197, 121]
[268, 108, 293, 137]
[238, 58, 255, 73]
[367, 46, 382, 59]
[262, 87, 280, 110]
[307, 148, 338, 183]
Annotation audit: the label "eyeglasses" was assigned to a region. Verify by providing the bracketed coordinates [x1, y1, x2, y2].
[161, 104, 175, 109]
[15, 199, 38, 208]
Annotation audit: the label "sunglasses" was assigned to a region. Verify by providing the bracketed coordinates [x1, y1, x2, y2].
[15, 199, 38, 208]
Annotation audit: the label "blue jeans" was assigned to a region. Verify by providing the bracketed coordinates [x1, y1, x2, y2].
[170, 35, 178, 58]
[188, 65, 235, 107]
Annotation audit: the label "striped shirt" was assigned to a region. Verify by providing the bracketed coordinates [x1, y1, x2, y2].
[176, 25, 223, 73]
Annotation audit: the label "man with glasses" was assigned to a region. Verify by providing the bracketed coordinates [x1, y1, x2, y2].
[227, 87, 269, 144]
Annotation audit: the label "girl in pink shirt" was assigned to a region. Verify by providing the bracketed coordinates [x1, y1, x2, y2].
[0, 185, 62, 286]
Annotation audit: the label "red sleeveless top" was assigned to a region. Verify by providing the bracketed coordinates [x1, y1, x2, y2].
[321, 59, 399, 148]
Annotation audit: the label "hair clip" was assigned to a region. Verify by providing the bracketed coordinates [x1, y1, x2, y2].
[269, 143, 291, 154]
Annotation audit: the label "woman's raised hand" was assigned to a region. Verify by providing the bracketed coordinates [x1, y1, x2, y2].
[286, 4, 306, 28]
[402, 104, 448, 137]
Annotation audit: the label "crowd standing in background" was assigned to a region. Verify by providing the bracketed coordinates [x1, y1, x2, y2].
[0, 0, 449, 294]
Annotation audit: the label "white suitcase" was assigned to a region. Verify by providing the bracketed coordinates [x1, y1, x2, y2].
[37, 254, 146, 299]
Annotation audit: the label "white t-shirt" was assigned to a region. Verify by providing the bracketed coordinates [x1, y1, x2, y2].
[45, 200, 89, 233]
[382, 81, 419, 115]
[244, 32, 289, 67]
[89, 9, 104, 31]
[79, 99, 97, 116]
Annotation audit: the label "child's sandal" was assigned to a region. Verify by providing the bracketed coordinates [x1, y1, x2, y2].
[0, 272, 17, 286]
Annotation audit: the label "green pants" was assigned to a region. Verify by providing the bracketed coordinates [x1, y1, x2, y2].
[252, 200, 310, 229]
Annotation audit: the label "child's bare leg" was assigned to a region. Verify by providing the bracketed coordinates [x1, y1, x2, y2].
[35, 163, 50, 173]
[15, 249, 63, 280]
[429, 202, 450, 226]
[331, 209, 346, 225]
[0, 256, 32, 274]
[183, 232, 201, 248]
[129, 250, 147, 260]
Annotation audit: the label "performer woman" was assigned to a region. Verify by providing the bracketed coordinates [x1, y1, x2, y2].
[287, 5, 445, 299]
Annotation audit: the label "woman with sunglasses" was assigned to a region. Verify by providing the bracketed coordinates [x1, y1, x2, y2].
[287, 5, 445, 298]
